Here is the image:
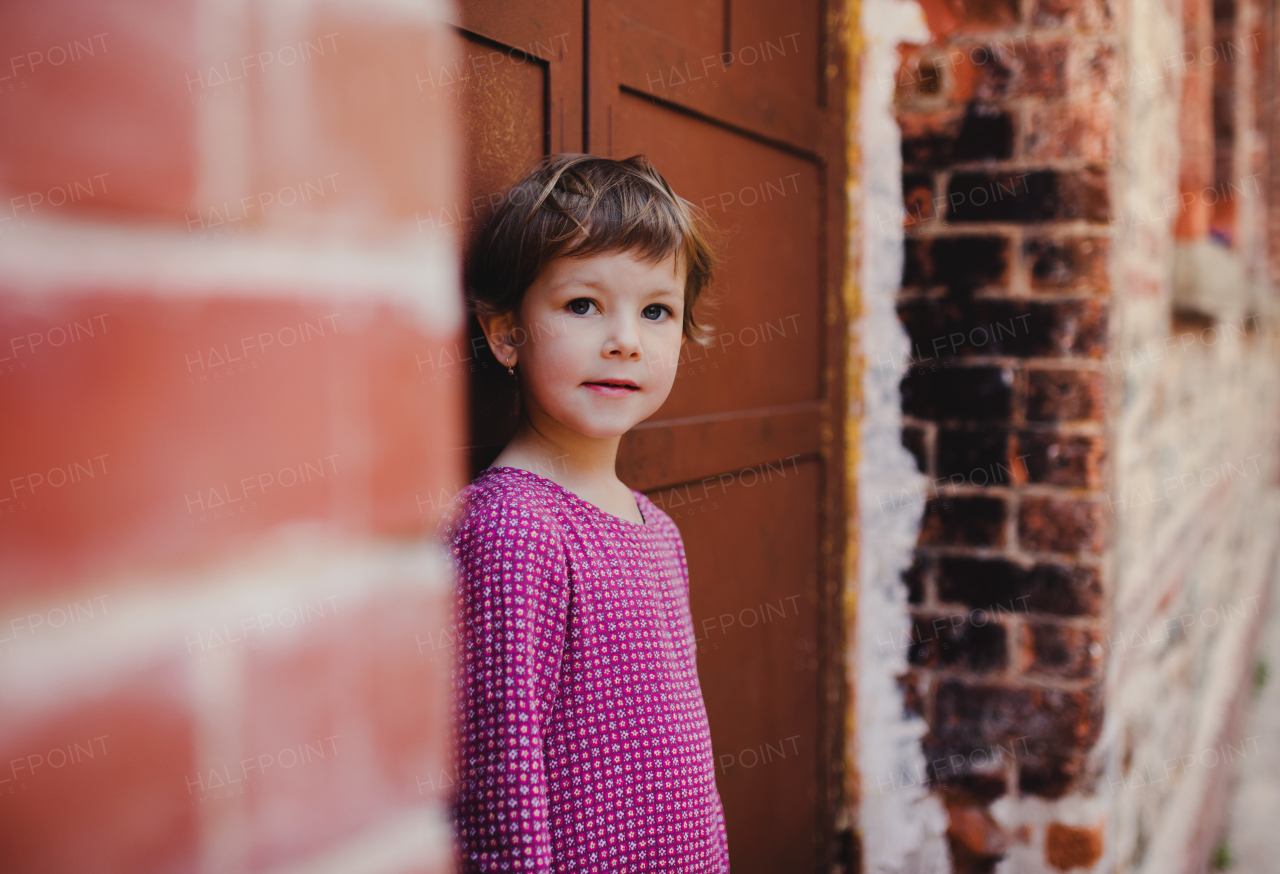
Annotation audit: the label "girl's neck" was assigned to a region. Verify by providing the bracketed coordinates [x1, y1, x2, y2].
[492, 415, 623, 492]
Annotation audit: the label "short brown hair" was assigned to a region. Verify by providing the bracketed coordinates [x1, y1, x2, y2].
[465, 153, 716, 344]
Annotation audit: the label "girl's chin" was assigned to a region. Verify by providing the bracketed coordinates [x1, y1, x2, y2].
[568, 422, 640, 440]
[558, 412, 653, 440]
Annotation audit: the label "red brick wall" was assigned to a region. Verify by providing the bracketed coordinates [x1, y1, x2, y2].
[893, 0, 1113, 869]
[0, 2, 462, 871]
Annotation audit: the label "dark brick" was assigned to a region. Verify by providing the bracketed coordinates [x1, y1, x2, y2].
[903, 554, 932, 604]
[897, 299, 1108, 359]
[957, 0, 1020, 29]
[900, 109, 966, 167]
[922, 730, 1024, 786]
[945, 802, 1009, 870]
[901, 366, 1012, 421]
[903, 104, 1015, 168]
[903, 237, 932, 286]
[904, 172, 936, 227]
[953, 105, 1015, 163]
[932, 681, 1103, 755]
[941, 773, 1008, 804]
[937, 557, 1103, 616]
[1025, 236, 1110, 290]
[1025, 369, 1107, 421]
[947, 170, 1109, 223]
[937, 428, 1010, 480]
[1020, 622, 1103, 678]
[1018, 496, 1107, 554]
[1018, 751, 1086, 798]
[902, 425, 929, 474]
[936, 236, 1011, 291]
[908, 613, 1007, 672]
[898, 670, 926, 719]
[919, 496, 1006, 547]
[1016, 432, 1107, 487]
[951, 816, 1005, 872]
[903, 236, 1010, 292]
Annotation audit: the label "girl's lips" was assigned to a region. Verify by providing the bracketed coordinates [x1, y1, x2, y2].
[583, 381, 640, 396]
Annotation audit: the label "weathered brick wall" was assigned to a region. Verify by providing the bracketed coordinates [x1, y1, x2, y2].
[883, 0, 1118, 869]
[857, 0, 1280, 869]
[0, 1, 462, 871]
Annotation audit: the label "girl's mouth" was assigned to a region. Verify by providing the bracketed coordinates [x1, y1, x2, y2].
[583, 380, 640, 394]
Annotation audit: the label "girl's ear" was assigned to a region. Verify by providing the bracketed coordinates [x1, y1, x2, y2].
[478, 310, 520, 368]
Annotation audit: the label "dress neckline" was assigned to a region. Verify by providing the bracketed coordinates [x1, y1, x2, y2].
[481, 466, 654, 528]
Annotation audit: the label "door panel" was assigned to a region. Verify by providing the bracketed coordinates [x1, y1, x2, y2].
[453, 2, 848, 869]
[452, 31, 546, 218]
[675, 459, 823, 873]
[614, 18, 820, 150]
[619, 403, 821, 492]
[611, 94, 822, 415]
[455, 0, 582, 155]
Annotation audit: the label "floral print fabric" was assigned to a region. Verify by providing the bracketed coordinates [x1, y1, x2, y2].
[446, 466, 730, 872]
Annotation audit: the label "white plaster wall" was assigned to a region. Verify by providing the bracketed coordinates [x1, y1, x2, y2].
[853, 1, 951, 870]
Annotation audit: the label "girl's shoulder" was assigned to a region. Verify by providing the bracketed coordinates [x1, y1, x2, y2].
[442, 466, 567, 545]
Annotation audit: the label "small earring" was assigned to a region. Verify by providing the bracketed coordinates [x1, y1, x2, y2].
[507, 358, 515, 376]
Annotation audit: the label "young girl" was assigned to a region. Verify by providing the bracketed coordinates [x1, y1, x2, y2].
[445, 154, 729, 872]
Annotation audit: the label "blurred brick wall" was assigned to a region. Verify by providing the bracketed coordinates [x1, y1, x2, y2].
[0, 1, 463, 872]
[889, 1, 1115, 869]
[1106, 0, 1280, 870]
[863, 0, 1280, 870]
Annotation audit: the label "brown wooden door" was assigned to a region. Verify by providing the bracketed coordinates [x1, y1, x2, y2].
[445, 3, 848, 869]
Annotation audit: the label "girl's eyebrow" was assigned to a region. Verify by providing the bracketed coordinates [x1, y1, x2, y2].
[548, 276, 682, 299]
[548, 276, 607, 293]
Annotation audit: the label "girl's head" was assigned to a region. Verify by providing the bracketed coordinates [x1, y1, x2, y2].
[467, 154, 716, 440]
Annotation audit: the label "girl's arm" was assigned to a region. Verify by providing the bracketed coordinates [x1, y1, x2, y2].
[451, 500, 570, 872]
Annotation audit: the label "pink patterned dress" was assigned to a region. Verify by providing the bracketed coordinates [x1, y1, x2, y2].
[446, 466, 730, 872]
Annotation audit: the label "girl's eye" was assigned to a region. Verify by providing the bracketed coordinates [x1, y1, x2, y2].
[642, 304, 672, 321]
[568, 299, 596, 315]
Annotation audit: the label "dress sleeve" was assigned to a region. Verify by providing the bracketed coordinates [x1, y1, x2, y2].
[450, 497, 570, 872]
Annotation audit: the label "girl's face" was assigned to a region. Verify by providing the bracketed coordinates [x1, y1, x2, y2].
[498, 250, 686, 439]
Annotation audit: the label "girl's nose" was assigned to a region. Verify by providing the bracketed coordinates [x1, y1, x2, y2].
[604, 314, 642, 358]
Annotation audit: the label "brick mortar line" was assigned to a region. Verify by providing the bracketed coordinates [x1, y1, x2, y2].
[260, 803, 454, 874]
[918, 667, 1100, 691]
[911, 606, 1104, 627]
[910, 484, 1108, 498]
[0, 538, 452, 721]
[0, 217, 462, 334]
[915, 544, 1106, 565]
